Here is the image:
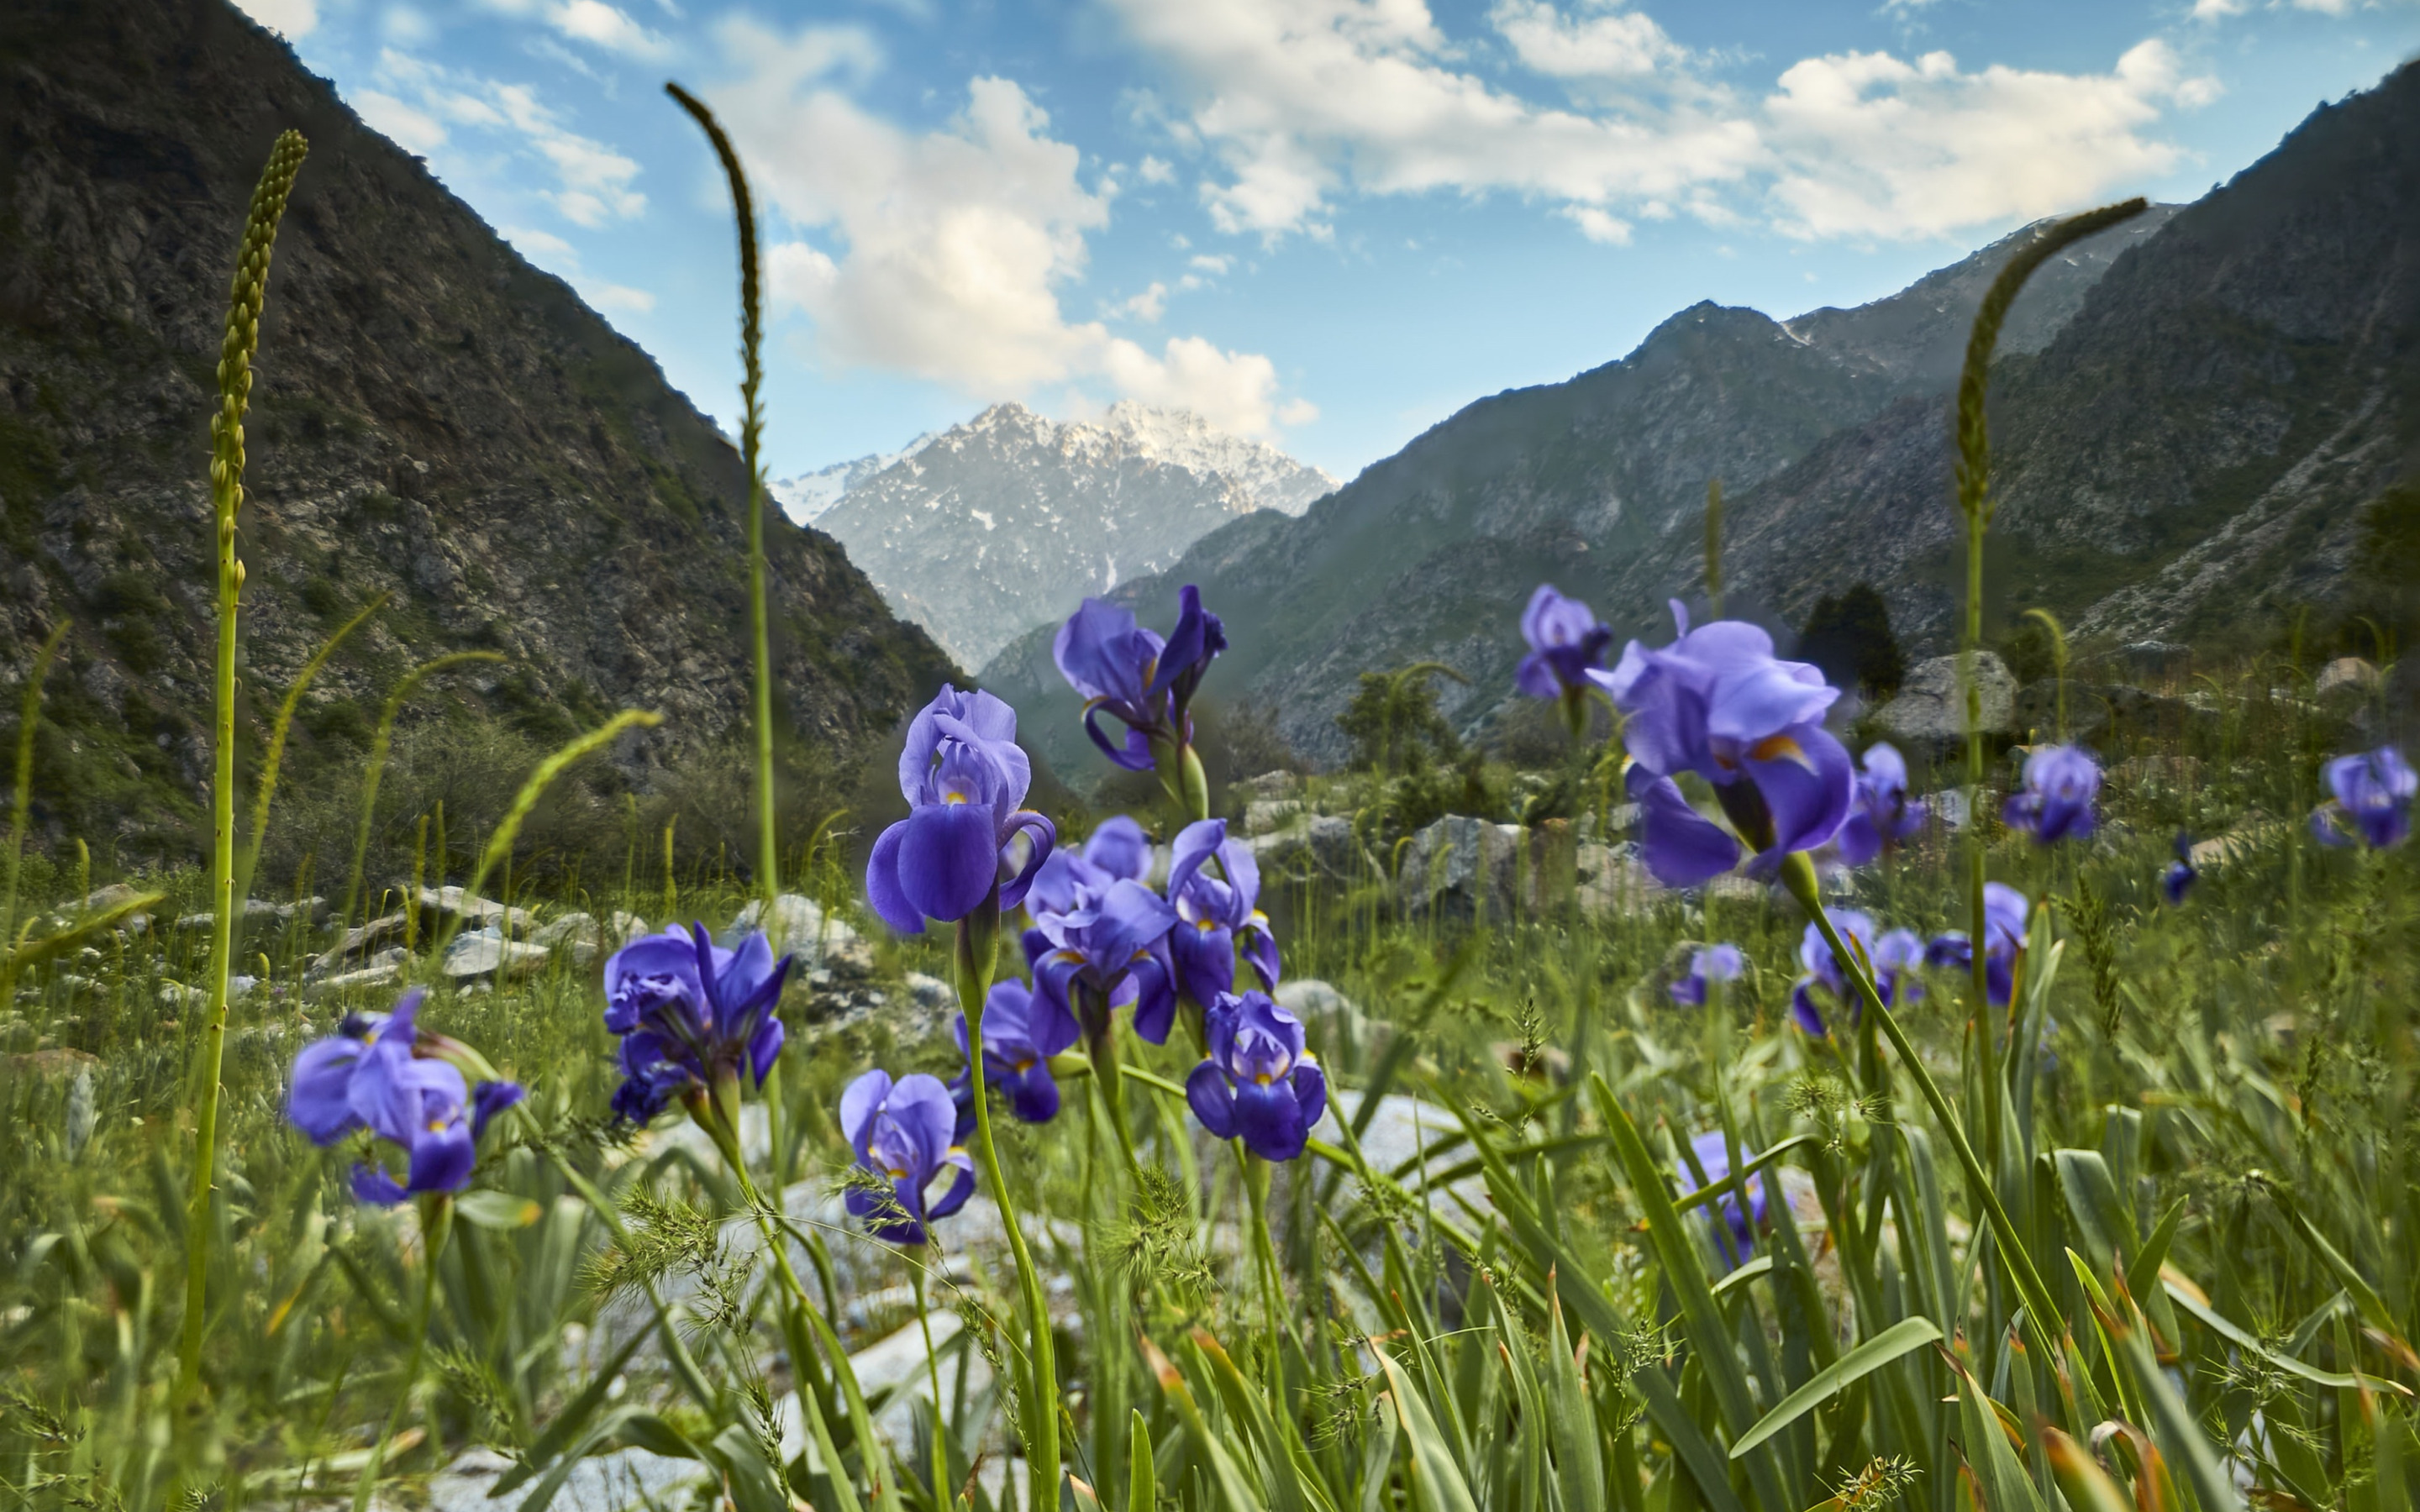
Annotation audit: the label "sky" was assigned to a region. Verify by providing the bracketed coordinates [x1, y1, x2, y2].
[236, 0, 2418, 482]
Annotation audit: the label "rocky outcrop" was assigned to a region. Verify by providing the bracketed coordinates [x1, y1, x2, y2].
[0, 0, 955, 858]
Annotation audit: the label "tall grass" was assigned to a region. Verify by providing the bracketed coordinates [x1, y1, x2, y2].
[0, 99, 2409, 1512]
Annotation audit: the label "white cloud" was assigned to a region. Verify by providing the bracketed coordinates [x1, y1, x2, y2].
[232, 0, 318, 37]
[1763, 40, 2215, 239]
[1137, 154, 1176, 184]
[1120, 281, 1170, 322]
[504, 224, 576, 257]
[1493, 0, 1686, 80]
[355, 88, 445, 151]
[1104, 0, 2212, 245]
[713, 19, 1312, 437]
[1188, 253, 1232, 274]
[549, 0, 671, 58]
[587, 281, 658, 312]
[367, 51, 646, 226]
[1566, 205, 1632, 243]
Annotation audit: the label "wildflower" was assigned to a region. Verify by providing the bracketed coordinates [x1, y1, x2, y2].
[1166, 817, 1280, 1005]
[1668, 943, 1745, 1006]
[1596, 601, 1853, 885]
[1676, 1130, 1768, 1268]
[1186, 991, 1328, 1162]
[865, 685, 1056, 932]
[1052, 587, 1226, 772]
[841, 1069, 975, 1247]
[2311, 745, 2414, 849]
[949, 979, 1072, 1135]
[1024, 874, 1180, 1045]
[1924, 882, 2030, 1006]
[2163, 833, 2197, 905]
[1836, 743, 1926, 865]
[2002, 744, 2100, 844]
[1021, 814, 1180, 1042]
[1791, 911, 1923, 1037]
[1516, 584, 1612, 710]
[602, 925, 792, 1124]
[286, 989, 522, 1205]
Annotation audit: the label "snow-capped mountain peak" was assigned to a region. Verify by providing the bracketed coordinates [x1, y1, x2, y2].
[800, 402, 1337, 668]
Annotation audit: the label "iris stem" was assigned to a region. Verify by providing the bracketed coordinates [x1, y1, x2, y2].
[354, 1195, 448, 1512]
[1780, 853, 2062, 1362]
[1086, 1024, 1144, 1180]
[957, 905, 1060, 1499]
[912, 1258, 952, 1508]
[1241, 1150, 1287, 1393]
[701, 1087, 839, 1441]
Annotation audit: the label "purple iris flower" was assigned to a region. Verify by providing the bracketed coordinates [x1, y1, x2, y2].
[1166, 818, 1280, 1005]
[1668, 943, 1746, 1006]
[2312, 746, 2415, 849]
[1516, 584, 1613, 702]
[1053, 587, 1227, 771]
[1924, 882, 2031, 1006]
[2002, 744, 2100, 844]
[602, 925, 792, 1123]
[1024, 874, 1180, 1045]
[2163, 833, 2197, 906]
[1595, 601, 1854, 885]
[1676, 1130, 1769, 1269]
[866, 686, 1057, 932]
[950, 978, 1075, 1137]
[1837, 743, 1926, 865]
[286, 990, 521, 1205]
[1023, 815, 1152, 919]
[841, 1070, 975, 1247]
[1791, 912, 1923, 1037]
[1186, 990, 1328, 1162]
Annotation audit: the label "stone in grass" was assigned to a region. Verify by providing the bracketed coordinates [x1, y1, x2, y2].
[1870, 652, 2017, 763]
[441, 927, 551, 980]
[428, 1444, 696, 1512]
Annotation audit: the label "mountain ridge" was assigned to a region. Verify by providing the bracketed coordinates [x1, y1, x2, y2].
[0, 0, 957, 860]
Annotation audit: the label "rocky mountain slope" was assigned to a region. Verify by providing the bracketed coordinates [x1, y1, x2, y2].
[0, 0, 956, 858]
[982, 205, 2181, 772]
[807, 401, 1336, 668]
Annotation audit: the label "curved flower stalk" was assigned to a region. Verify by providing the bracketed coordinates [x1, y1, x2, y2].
[602, 924, 792, 1128]
[1167, 817, 1280, 1008]
[1677, 1130, 1768, 1270]
[1054, 585, 1226, 819]
[950, 979, 1073, 1132]
[1186, 991, 1328, 1163]
[1791, 911, 1924, 1037]
[2003, 743, 2101, 843]
[1924, 882, 2029, 1007]
[866, 686, 1056, 932]
[180, 128, 309, 1401]
[1837, 743, 1926, 864]
[2312, 745, 2414, 849]
[842, 1070, 975, 1247]
[1597, 601, 1854, 886]
[1668, 943, 1744, 1007]
[1517, 583, 1613, 740]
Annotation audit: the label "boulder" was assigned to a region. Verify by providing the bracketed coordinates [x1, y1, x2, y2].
[1242, 797, 1302, 835]
[1233, 769, 1301, 801]
[2315, 656, 2380, 699]
[414, 885, 533, 937]
[309, 911, 412, 978]
[2013, 680, 2205, 745]
[1871, 652, 2017, 760]
[1575, 842, 1664, 917]
[1249, 814, 1375, 888]
[441, 927, 551, 980]
[1399, 815, 1528, 922]
[533, 911, 600, 965]
[2118, 640, 2191, 679]
[733, 892, 866, 974]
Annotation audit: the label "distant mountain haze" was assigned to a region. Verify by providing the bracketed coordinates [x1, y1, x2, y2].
[800, 401, 1336, 669]
[982, 63, 2418, 775]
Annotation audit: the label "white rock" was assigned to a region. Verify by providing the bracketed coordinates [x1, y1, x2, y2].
[442, 927, 552, 980]
[2316, 656, 2380, 697]
[1872, 652, 2017, 755]
[428, 1444, 695, 1512]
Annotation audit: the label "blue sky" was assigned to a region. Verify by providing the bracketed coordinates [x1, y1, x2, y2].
[239, 0, 2417, 481]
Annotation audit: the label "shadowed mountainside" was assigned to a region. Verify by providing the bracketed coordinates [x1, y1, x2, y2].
[0, 0, 958, 859]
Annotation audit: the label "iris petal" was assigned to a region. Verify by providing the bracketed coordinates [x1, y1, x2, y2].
[1633, 774, 1743, 886]
[897, 802, 1002, 924]
[1186, 1062, 1236, 1139]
